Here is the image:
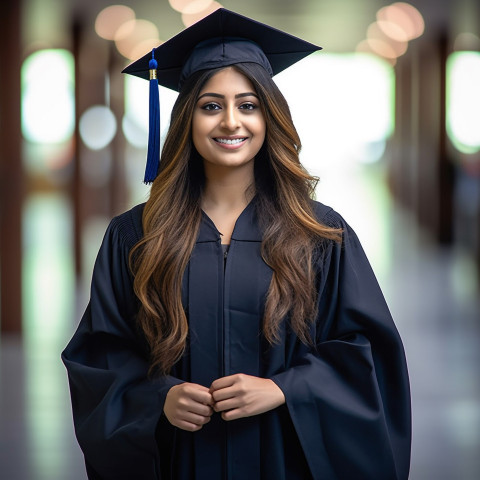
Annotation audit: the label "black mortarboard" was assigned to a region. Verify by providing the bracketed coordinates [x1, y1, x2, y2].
[122, 8, 321, 183]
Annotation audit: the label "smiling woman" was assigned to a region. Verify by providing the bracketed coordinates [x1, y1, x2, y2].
[62, 8, 411, 480]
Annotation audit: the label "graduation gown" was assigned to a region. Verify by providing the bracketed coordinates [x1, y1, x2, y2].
[62, 199, 411, 480]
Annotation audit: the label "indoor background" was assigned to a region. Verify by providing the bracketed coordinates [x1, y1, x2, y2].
[1, 0, 479, 478]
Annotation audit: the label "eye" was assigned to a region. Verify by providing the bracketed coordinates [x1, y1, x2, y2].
[201, 102, 221, 111]
[239, 102, 257, 111]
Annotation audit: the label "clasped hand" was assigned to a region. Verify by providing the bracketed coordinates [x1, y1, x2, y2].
[163, 374, 285, 432]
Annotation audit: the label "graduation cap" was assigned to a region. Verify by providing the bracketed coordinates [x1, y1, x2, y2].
[122, 8, 321, 183]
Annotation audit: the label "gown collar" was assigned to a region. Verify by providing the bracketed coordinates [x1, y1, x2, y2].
[197, 196, 263, 243]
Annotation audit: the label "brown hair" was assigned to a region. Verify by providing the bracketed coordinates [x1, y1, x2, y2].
[131, 63, 341, 375]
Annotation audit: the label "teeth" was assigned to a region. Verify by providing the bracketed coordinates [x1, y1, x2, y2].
[215, 138, 245, 145]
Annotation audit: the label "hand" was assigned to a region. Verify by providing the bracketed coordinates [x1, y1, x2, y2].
[164, 383, 214, 432]
[210, 374, 285, 421]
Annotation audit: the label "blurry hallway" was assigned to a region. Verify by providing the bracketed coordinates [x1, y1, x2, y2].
[1, 166, 479, 480]
[1, 1, 480, 479]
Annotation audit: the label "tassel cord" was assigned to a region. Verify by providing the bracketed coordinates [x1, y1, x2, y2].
[145, 52, 160, 184]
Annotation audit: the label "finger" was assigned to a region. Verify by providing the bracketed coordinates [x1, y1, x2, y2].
[221, 409, 244, 421]
[189, 403, 214, 417]
[210, 375, 238, 391]
[175, 397, 214, 417]
[184, 385, 214, 405]
[214, 398, 241, 412]
[180, 411, 212, 426]
[211, 386, 237, 403]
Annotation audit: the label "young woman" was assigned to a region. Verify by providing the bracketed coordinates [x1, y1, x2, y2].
[63, 9, 411, 480]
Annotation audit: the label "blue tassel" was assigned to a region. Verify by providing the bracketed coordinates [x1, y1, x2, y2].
[144, 49, 160, 184]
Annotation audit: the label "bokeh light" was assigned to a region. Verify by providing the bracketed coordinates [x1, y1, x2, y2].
[376, 20, 410, 42]
[95, 5, 135, 41]
[357, 39, 397, 64]
[114, 19, 160, 60]
[377, 2, 424, 41]
[446, 51, 480, 154]
[367, 22, 408, 57]
[356, 2, 423, 64]
[182, 1, 222, 27]
[169, 0, 213, 14]
[79, 105, 117, 150]
[130, 40, 164, 63]
[21, 49, 75, 144]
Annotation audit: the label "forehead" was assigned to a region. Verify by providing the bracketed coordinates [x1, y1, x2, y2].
[199, 67, 256, 94]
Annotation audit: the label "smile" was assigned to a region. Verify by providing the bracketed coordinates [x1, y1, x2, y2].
[214, 137, 247, 145]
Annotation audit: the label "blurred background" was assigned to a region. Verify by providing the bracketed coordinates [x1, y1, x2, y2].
[1, 0, 479, 478]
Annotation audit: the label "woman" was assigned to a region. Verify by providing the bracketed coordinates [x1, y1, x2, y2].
[62, 8, 411, 480]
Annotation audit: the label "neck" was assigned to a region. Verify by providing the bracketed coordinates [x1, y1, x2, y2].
[202, 163, 255, 211]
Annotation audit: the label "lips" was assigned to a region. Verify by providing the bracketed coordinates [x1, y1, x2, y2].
[214, 137, 248, 145]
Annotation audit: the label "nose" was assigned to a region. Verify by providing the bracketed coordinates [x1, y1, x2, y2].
[221, 105, 240, 131]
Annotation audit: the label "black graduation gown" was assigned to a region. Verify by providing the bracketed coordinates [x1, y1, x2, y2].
[62, 200, 411, 480]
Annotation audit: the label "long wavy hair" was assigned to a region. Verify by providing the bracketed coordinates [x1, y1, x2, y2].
[131, 62, 342, 375]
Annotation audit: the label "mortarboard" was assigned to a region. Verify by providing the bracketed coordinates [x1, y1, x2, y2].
[122, 8, 321, 183]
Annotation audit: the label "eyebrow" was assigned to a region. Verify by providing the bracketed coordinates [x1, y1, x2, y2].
[197, 92, 259, 100]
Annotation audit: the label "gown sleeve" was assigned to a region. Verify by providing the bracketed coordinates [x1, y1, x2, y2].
[271, 208, 411, 480]
[61, 209, 182, 480]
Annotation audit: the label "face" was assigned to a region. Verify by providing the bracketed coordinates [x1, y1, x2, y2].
[192, 67, 266, 171]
